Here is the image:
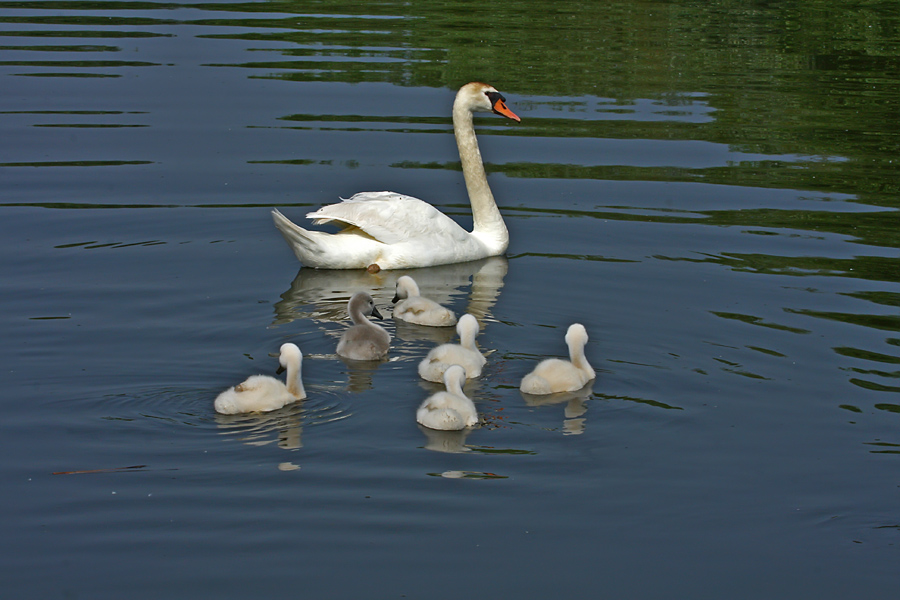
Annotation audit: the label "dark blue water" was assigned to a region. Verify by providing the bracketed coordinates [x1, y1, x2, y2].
[2, 1, 898, 598]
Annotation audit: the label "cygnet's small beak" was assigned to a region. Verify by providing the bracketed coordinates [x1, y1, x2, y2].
[371, 305, 384, 320]
[391, 293, 400, 304]
[276, 365, 286, 375]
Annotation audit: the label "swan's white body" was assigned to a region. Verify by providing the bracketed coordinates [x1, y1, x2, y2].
[520, 324, 595, 395]
[392, 275, 457, 327]
[416, 365, 478, 430]
[271, 82, 520, 270]
[418, 314, 485, 382]
[336, 292, 391, 361]
[214, 343, 306, 414]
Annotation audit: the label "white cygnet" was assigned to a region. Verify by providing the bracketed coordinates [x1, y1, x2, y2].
[336, 291, 391, 361]
[416, 364, 478, 430]
[214, 343, 306, 414]
[392, 276, 457, 327]
[519, 323, 595, 395]
[418, 314, 485, 382]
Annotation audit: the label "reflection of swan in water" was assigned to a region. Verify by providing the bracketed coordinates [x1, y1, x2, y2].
[520, 382, 594, 435]
[417, 424, 473, 453]
[272, 256, 509, 337]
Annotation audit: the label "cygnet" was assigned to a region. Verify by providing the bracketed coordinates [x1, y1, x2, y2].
[392, 275, 457, 327]
[214, 343, 306, 414]
[336, 291, 391, 361]
[519, 323, 595, 395]
[416, 364, 478, 430]
[417, 314, 485, 382]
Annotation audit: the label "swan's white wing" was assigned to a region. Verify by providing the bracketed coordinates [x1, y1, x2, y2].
[307, 192, 468, 246]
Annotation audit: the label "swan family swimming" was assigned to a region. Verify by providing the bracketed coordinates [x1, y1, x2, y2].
[214, 82, 597, 430]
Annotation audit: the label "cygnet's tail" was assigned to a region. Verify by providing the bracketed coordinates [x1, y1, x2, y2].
[272, 208, 321, 264]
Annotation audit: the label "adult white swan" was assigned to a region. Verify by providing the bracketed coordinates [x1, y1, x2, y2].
[271, 82, 520, 271]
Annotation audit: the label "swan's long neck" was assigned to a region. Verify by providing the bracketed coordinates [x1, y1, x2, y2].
[285, 358, 305, 398]
[453, 101, 509, 254]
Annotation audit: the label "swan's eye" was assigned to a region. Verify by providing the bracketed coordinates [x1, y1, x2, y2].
[485, 91, 506, 106]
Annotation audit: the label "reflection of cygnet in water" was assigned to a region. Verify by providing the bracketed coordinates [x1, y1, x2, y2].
[418, 314, 486, 382]
[520, 324, 595, 394]
[392, 276, 457, 327]
[336, 292, 390, 361]
[416, 365, 478, 430]
[214, 343, 306, 414]
[215, 404, 305, 450]
[417, 424, 473, 453]
[520, 382, 594, 436]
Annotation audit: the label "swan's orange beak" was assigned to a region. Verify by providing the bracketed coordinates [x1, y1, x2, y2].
[493, 99, 520, 122]
[487, 91, 521, 122]
[492, 98, 520, 122]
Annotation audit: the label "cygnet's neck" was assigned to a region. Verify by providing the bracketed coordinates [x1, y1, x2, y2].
[285, 358, 305, 398]
[350, 304, 376, 327]
[458, 326, 478, 352]
[452, 100, 509, 255]
[568, 341, 595, 379]
[444, 375, 466, 398]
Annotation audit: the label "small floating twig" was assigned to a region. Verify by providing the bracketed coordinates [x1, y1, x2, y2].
[52, 464, 149, 475]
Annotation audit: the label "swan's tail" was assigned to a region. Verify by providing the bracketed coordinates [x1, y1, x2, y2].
[271, 208, 322, 265]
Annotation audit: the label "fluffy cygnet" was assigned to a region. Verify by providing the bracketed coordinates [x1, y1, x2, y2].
[336, 291, 391, 361]
[519, 323, 595, 395]
[416, 365, 478, 430]
[214, 343, 306, 414]
[392, 276, 457, 327]
[417, 314, 485, 382]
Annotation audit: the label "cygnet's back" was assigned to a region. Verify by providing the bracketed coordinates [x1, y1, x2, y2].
[392, 276, 457, 327]
[418, 314, 485, 382]
[337, 291, 391, 361]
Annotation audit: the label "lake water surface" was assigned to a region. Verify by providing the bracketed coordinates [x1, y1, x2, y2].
[2, 1, 898, 598]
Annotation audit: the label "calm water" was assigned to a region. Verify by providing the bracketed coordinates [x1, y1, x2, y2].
[2, 1, 898, 597]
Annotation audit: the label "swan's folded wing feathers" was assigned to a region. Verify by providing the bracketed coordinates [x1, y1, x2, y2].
[306, 192, 467, 246]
